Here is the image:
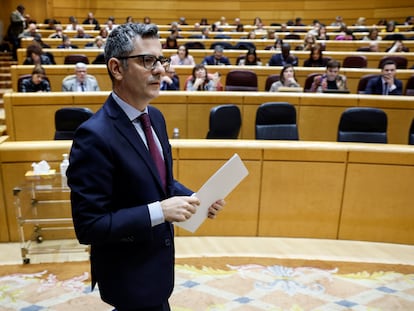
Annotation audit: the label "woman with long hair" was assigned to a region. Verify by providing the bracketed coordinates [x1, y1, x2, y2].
[269, 64, 301, 92]
[186, 64, 221, 91]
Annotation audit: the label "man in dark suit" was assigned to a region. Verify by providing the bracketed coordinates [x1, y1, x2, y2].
[365, 60, 403, 95]
[268, 43, 298, 66]
[67, 23, 224, 311]
[201, 45, 231, 65]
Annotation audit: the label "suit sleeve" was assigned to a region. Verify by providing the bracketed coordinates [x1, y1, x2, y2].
[68, 124, 154, 245]
[364, 78, 375, 94]
[390, 80, 403, 95]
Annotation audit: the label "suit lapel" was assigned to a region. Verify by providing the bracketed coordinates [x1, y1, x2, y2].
[104, 96, 167, 193]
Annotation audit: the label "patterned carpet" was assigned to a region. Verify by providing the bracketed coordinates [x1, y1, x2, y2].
[0, 258, 413, 310]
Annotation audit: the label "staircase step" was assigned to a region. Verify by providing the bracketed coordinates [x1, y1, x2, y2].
[0, 73, 11, 81]
[0, 88, 12, 96]
[0, 67, 11, 73]
[0, 81, 12, 88]
[0, 60, 17, 67]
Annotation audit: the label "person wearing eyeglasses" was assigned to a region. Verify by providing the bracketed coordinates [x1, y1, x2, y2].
[62, 62, 100, 92]
[67, 23, 225, 311]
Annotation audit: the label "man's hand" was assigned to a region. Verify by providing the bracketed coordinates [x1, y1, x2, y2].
[207, 199, 225, 219]
[161, 75, 173, 85]
[384, 74, 394, 86]
[161, 196, 200, 222]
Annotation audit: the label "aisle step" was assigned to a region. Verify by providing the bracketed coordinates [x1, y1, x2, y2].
[0, 73, 11, 81]
[0, 81, 12, 88]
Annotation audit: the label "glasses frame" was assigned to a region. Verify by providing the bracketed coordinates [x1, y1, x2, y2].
[117, 54, 170, 70]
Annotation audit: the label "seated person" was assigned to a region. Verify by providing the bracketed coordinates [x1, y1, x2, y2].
[201, 45, 231, 65]
[48, 24, 64, 39]
[66, 16, 81, 31]
[57, 35, 79, 49]
[237, 49, 262, 66]
[269, 64, 301, 92]
[160, 67, 180, 90]
[301, 33, 317, 51]
[335, 27, 355, 40]
[362, 28, 382, 41]
[75, 27, 93, 38]
[82, 12, 100, 30]
[23, 43, 54, 65]
[381, 20, 400, 33]
[62, 62, 100, 92]
[365, 60, 403, 95]
[85, 36, 105, 49]
[310, 60, 348, 92]
[268, 43, 298, 66]
[162, 35, 178, 49]
[266, 38, 283, 51]
[19, 22, 41, 41]
[169, 45, 195, 66]
[185, 64, 222, 91]
[386, 40, 409, 53]
[303, 44, 329, 67]
[19, 65, 50, 92]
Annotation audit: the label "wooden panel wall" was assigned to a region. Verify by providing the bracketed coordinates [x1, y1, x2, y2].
[0, 140, 413, 245]
[1, 1, 414, 39]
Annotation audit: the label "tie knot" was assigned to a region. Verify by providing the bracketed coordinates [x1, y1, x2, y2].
[139, 113, 151, 129]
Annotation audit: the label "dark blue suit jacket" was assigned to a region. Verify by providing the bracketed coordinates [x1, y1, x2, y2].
[365, 75, 403, 95]
[268, 53, 298, 66]
[67, 94, 193, 309]
[202, 55, 231, 65]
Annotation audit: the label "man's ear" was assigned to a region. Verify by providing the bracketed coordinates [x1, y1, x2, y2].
[107, 57, 123, 81]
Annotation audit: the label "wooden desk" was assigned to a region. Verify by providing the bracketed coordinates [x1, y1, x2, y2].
[11, 64, 414, 95]
[0, 140, 413, 244]
[4, 92, 414, 144]
[20, 37, 414, 52]
[17, 47, 414, 73]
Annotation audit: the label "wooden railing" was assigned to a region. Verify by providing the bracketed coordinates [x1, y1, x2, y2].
[4, 92, 414, 144]
[0, 140, 413, 244]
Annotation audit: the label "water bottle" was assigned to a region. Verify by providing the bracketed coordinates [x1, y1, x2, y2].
[172, 128, 180, 139]
[60, 153, 69, 187]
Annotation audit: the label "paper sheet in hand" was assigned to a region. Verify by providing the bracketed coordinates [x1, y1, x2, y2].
[175, 153, 248, 233]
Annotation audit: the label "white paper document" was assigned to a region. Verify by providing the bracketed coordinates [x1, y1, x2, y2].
[175, 153, 249, 233]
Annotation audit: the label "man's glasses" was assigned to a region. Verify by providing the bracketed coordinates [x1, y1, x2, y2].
[117, 54, 170, 70]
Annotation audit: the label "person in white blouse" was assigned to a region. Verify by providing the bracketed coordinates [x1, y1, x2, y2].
[169, 45, 195, 66]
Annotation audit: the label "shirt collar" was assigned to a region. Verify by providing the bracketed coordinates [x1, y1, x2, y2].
[111, 91, 148, 122]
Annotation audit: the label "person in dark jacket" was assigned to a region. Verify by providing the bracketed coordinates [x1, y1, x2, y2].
[303, 44, 329, 67]
[67, 23, 225, 311]
[365, 60, 403, 95]
[268, 43, 298, 66]
[20, 65, 50, 92]
[23, 43, 54, 65]
[201, 45, 231, 65]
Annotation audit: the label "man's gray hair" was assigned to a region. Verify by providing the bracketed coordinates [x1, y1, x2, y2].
[104, 23, 159, 64]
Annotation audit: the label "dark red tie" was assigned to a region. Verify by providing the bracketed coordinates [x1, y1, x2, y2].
[139, 113, 166, 189]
